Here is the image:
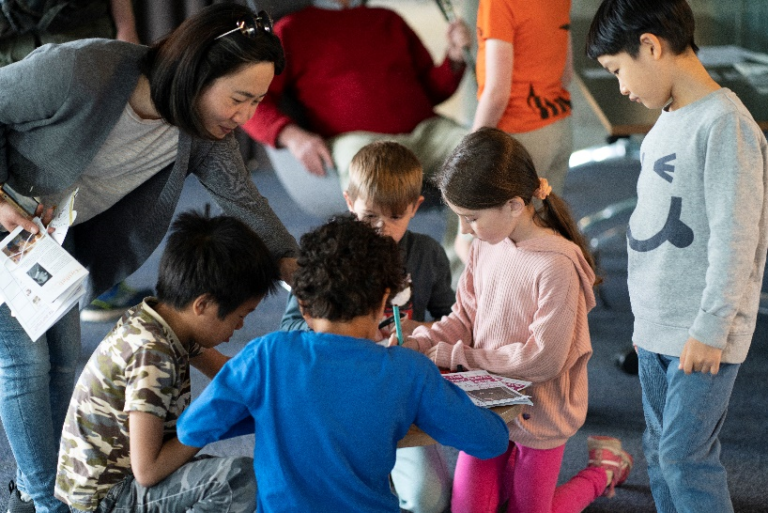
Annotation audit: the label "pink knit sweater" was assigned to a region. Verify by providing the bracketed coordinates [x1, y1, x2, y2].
[410, 235, 596, 449]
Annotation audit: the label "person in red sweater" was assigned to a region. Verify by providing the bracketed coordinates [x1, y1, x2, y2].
[401, 128, 633, 513]
[243, 0, 471, 192]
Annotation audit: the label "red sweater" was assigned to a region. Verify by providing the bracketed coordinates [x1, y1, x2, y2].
[244, 6, 465, 147]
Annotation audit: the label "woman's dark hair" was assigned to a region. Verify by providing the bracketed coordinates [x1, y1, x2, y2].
[586, 0, 697, 60]
[156, 210, 280, 318]
[436, 127, 599, 283]
[140, 3, 285, 139]
[293, 214, 405, 322]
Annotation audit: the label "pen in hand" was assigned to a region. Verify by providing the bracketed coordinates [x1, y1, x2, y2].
[378, 311, 406, 330]
[393, 305, 404, 346]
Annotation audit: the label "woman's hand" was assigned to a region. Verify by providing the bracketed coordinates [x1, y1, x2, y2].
[0, 197, 54, 234]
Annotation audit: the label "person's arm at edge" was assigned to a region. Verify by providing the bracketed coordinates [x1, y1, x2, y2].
[129, 411, 199, 487]
[404, 17, 465, 104]
[109, 0, 140, 44]
[471, 38, 513, 131]
[190, 348, 230, 380]
[190, 134, 299, 283]
[682, 116, 766, 374]
[403, 250, 478, 354]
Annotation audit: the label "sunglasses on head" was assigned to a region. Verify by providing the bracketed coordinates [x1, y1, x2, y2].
[215, 10, 273, 40]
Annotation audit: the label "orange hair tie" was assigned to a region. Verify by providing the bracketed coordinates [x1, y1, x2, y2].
[533, 178, 552, 200]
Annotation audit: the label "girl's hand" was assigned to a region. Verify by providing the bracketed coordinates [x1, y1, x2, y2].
[679, 337, 722, 375]
[387, 333, 419, 351]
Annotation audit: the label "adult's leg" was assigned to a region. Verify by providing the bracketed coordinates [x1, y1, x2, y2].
[0, 305, 79, 513]
[638, 348, 738, 513]
[451, 442, 513, 513]
[509, 116, 573, 196]
[105, 456, 257, 512]
[391, 445, 451, 513]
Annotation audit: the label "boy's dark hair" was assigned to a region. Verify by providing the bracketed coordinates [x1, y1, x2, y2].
[140, 3, 285, 140]
[293, 214, 405, 322]
[346, 141, 423, 216]
[156, 210, 280, 318]
[586, 0, 698, 60]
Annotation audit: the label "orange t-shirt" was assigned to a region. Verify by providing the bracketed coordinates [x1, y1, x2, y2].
[476, 0, 572, 133]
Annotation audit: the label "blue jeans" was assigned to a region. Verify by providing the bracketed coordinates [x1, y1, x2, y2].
[0, 303, 80, 513]
[637, 347, 738, 513]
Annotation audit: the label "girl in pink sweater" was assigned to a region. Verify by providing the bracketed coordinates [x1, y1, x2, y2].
[404, 128, 633, 513]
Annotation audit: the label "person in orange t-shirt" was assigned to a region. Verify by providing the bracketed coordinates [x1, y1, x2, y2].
[473, 0, 573, 194]
[454, 0, 574, 267]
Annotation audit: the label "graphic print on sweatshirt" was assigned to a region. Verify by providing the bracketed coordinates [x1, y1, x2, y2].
[628, 153, 694, 252]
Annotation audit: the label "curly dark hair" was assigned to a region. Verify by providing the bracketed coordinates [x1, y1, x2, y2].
[293, 214, 405, 322]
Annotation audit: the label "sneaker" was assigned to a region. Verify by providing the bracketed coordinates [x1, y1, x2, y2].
[80, 282, 153, 323]
[7, 481, 35, 513]
[587, 435, 633, 498]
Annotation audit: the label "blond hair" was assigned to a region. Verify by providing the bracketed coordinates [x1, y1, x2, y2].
[346, 141, 423, 215]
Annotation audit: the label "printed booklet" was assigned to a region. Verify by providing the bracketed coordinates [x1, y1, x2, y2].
[0, 189, 87, 341]
[443, 370, 533, 408]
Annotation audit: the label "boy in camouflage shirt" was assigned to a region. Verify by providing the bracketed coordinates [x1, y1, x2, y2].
[55, 211, 281, 512]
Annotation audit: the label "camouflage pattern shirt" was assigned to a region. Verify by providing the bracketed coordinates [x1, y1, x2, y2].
[55, 298, 203, 511]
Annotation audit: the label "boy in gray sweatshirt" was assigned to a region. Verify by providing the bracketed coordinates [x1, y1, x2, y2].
[587, 1, 768, 512]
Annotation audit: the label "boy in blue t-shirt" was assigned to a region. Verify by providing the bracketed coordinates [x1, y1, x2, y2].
[177, 215, 509, 513]
[587, 1, 768, 512]
[279, 141, 457, 513]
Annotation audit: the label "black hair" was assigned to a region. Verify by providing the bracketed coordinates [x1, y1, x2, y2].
[139, 3, 285, 139]
[586, 0, 698, 60]
[156, 210, 280, 318]
[292, 214, 405, 322]
[436, 128, 599, 284]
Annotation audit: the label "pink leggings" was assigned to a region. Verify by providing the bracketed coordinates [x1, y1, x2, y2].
[451, 441, 607, 513]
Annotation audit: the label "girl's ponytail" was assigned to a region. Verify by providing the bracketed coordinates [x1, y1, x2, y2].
[538, 193, 601, 285]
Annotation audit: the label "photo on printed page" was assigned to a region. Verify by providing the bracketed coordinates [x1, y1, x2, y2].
[28, 263, 52, 286]
[2, 229, 42, 264]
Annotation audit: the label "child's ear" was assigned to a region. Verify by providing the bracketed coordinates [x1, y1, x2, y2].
[639, 33, 664, 60]
[410, 196, 425, 217]
[376, 288, 391, 319]
[508, 197, 526, 216]
[343, 191, 355, 212]
[191, 294, 215, 316]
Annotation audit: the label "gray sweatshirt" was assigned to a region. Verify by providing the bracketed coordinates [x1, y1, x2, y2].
[628, 88, 768, 363]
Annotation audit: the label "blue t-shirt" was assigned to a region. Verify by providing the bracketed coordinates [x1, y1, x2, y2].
[177, 330, 509, 513]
